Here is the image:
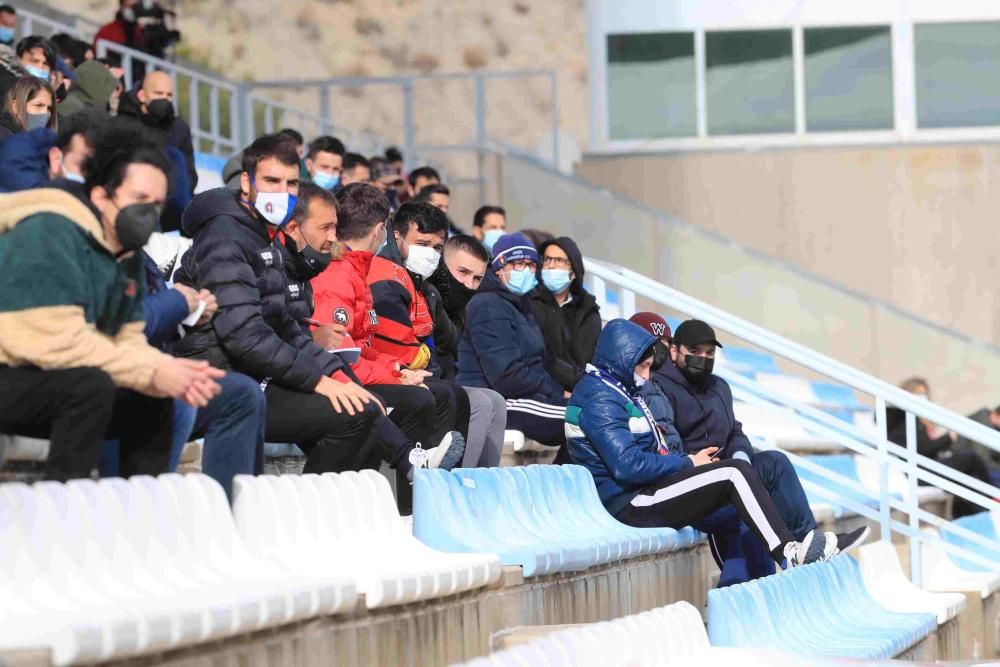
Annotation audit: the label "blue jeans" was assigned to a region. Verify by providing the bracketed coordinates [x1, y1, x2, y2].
[98, 399, 195, 478]
[752, 450, 817, 541]
[191, 371, 266, 499]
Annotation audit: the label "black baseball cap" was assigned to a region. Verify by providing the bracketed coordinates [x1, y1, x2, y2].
[673, 319, 723, 349]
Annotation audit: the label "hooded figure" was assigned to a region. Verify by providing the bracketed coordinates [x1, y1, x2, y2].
[0, 127, 55, 192]
[530, 236, 601, 392]
[0, 43, 28, 103]
[57, 60, 118, 120]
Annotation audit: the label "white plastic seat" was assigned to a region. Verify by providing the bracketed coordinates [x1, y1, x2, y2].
[232, 471, 500, 610]
[919, 528, 1000, 598]
[857, 540, 966, 624]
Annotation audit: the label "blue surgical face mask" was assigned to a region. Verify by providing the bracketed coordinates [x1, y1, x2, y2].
[482, 228, 504, 254]
[541, 268, 571, 294]
[26, 112, 49, 131]
[0, 27, 14, 44]
[312, 170, 340, 191]
[505, 267, 538, 296]
[24, 65, 49, 81]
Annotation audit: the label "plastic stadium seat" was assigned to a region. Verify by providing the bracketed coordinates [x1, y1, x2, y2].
[716, 347, 781, 376]
[919, 528, 1000, 599]
[856, 540, 965, 624]
[939, 512, 1000, 572]
[708, 556, 936, 660]
[793, 455, 878, 518]
[231, 470, 500, 609]
[852, 455, 949, 507]
[413, 465, 696, 577]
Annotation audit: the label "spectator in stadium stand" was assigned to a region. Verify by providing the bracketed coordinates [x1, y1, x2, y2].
[295, 183, 464, 474]
[305, 135, 346, 192]
[471, 204, 507, 255]
[94, 0, 181, 63]
[566, 318, 841, 569]
[50, 33, 94, 70]
[423, 234, 507, 467]
[955, 403, 1000, 485]
[341, 152, 371, 187]
[414, 183, 462, 235]
[457, 232, 570, 458]
[889, 377, 993, 518]
[0, 76, 55, 143]
[171, 133, 464, 476]
[0, 120, 224, 482]
[385, 146, 404, 174]
[407, 165, 440, 197]
[0, 105, 104, 193]
[369, 157, 405, 211]
[367, 200, 472, 447]
[57, 60, 119, 119]
[635, 314, 870, 555]
[519, 227, 555, 249]
[278, 127, 310, 181]
[0, 5, 15, 48]
[117, 70, 197, 195]
[529, 236, 601, 394]
[0, 35, 56, 101]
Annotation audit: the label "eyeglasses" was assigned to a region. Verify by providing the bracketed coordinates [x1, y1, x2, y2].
[542, 256, 572, 269]
[510, 260, 537, 271]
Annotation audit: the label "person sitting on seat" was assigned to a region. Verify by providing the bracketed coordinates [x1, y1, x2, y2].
[567, 318, 839, 568]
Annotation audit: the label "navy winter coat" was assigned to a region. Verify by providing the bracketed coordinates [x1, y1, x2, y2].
[0, 127, 55, 192]
[651, 361, 754, 460]
[141, 251, 189, 348]
[456, 269, 564, 402]
[172, 188, 346, 391]
[566, 319, 693, 516]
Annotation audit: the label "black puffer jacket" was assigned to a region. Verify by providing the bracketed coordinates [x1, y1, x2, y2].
[172, 188, 346, 391]
[529, 237, 602, 392]
[277, 232, 320, 328]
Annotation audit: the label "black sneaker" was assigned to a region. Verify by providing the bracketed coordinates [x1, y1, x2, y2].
[784, 530, 838, 567]
[834, 526, 870, 555]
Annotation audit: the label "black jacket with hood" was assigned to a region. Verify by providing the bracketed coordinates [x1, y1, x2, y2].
[172, 188, 347, 391]
[529, 236, 602, 392]
[117, 85, 198, 194]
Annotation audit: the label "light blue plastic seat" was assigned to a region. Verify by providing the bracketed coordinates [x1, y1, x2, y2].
[794, 454, 879, 518]
[939, 512, 1000, 572]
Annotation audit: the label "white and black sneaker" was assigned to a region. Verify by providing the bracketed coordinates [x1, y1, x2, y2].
[834, 526, 870, 555]
[406, 431, 467, 481]
[784, 530, 838, 568]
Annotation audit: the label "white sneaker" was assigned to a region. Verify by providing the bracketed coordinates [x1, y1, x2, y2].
[784, 529, 838, 567]
[406, 432, 467, 481]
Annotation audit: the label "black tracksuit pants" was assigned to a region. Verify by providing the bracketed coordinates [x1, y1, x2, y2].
[0, 365, 173, 481]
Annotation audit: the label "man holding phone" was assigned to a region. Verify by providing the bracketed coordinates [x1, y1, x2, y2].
[630, 314, 870, 563]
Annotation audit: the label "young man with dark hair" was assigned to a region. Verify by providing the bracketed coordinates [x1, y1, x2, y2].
[298, 183, 463, 469]
[457, 232, 569, 458]
[415, 183, 450, 214]
[173, 134, 463, 476]
[278, 127, 304, 157]
[407, 165, 440, 194]
[0, 5, 16, 47]
[530, 236, 602, 393]
[15, 35, 57, 82]
[305, 135, 346, 191]
[0, 120, 224, 481]
[471, 205, 507, 254]
[341, 152, 371, 187]
[385, 146, 403, 172]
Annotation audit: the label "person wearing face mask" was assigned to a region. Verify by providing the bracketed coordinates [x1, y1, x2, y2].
[0, 123, 226, 482]
[529, 236, 601, 393]
[471, 205, 507, 256]
[173, 134, 465, 480]
[0, 107, 102, 194]
[305, 135, 345, 192]
[457, 232, 571, 458]
[368, 201, 473, 454]
[637, 315, 870, 557]
[567, 318, 841, 570]
[0, 6, 15, 48]
[0, 75, 55, 142]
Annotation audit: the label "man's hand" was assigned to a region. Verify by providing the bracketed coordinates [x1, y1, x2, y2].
[172, 283, 200, 314]
[196, 289, 218, 325]
[688, 446, 720, 467]
[315, 375, 382, 416]
[151, 358, 225, 408]
[564, 390, 572, 398]
[399, 368, 431, 387]
[313, 323, 348, 350]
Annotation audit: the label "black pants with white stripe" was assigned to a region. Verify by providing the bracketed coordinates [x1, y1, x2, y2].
[505, 398, 567, 451]
[615, 459, 797, 563]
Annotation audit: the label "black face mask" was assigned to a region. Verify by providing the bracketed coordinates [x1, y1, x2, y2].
[145, 98, 175, 127]
[680, 354, 714, 385]
[430, 259, 476, 319]
[651, 341, 670, 371]
[55, 82, 68, 103]
[284, 233, 332, 277]
[115, 202, 159, 252]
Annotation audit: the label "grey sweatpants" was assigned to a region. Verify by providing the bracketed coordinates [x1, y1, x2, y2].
[463, 387, 506, 468]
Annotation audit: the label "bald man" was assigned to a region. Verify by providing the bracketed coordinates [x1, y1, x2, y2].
[118, 70, 198, 200]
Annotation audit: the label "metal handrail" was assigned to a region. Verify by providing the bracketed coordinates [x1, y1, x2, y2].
[14, 7, 95, 40]
[584, 256, 1000, 582]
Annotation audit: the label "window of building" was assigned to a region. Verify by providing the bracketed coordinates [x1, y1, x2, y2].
[915, 21, 1000, 128]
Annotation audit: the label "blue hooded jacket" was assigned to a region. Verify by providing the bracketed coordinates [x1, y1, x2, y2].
[0, 128, 55, 192]
[456, 269, 564, 402]
[566, 319, 693, 516]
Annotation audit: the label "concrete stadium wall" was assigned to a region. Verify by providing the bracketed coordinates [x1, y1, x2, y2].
[575, 144, 1000, 350]
[496, 152, 1000, 414]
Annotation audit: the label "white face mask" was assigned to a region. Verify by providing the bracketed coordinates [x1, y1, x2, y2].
[633, 372, 647, 388]
[405, 244, 441, 279]
[253, 191, 296, 226]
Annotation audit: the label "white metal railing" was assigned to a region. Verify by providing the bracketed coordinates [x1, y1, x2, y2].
[585, 257, 1000, 581]
[14, 7, 97, 41]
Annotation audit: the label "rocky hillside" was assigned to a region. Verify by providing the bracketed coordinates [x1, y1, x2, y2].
[66, 0, 588, 166]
